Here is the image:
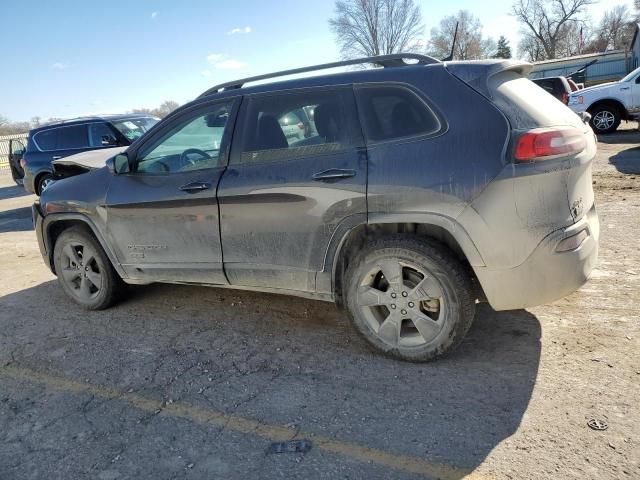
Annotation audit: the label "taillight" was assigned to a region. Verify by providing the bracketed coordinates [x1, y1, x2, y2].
[561, 92, 569, 104]
[514, 128, 586, 162]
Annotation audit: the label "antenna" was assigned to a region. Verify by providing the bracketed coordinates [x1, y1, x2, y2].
[441, 22, 459, 62]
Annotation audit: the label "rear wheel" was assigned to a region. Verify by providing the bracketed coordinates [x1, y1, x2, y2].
[53, 227, 124, 310]
[344, 236, 475, 362]
[589, 104, 621, 134]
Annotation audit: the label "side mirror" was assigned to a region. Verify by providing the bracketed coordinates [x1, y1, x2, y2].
[112, 153, 131, 174]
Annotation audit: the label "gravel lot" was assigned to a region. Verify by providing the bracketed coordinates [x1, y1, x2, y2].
[0, 127, 638, 479]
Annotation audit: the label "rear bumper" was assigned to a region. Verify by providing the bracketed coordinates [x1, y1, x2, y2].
[474, 204, 599, 311]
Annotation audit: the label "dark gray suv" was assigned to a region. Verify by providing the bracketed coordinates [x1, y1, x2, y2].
[33, 54, 599, 361]
[22, 114, 158, 195]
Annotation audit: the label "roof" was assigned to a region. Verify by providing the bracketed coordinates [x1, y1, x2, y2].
[34, 113, 157, 131]
[533, 49, 625, 67]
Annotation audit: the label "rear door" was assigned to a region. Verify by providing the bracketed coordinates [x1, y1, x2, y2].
[217, 86, 367, 292]
[105, 98, 240, 284]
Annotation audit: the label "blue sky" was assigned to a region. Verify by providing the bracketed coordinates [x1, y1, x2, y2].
[0, 0, 632, 121]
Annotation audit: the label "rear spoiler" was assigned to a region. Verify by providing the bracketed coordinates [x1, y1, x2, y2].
[444, 60, 533, 99]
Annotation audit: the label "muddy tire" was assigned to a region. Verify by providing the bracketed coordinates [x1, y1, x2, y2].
[53, 227, 124, 310]
[344, 236, 475, 362]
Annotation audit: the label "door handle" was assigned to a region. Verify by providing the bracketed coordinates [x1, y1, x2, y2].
[180, 181, 211, 193]
[52, 156, 62, 160]
[312, 169, 356, 181]
[621, 87, 630, 91]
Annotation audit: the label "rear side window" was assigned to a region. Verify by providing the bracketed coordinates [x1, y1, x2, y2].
[34, 129, 58, 151]
[57, 125, 89, 149]
[355, 85, 442, 143]
[232, 87, 360, 165]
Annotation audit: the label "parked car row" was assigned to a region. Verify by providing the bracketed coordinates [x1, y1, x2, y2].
[31, 54, 599, 362]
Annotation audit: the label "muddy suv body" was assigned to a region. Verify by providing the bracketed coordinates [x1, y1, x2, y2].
[33, 54, 599, 361]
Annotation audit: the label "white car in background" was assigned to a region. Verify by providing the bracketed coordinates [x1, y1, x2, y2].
[568, 66, 640, 134]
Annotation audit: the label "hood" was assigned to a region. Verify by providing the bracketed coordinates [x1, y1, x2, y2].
[52, 146, 126, 171]
[572, 81, 616, 96]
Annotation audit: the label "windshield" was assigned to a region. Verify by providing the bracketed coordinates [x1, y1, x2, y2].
[620, 66, 640, 83]
[112, 117, 159, 142]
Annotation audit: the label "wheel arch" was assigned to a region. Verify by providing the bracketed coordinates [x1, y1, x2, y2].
[34, 170, 53, 195]
[43, 214, 127, 279]
[586, 98, 629, 119]
[329, 214, 486, 305]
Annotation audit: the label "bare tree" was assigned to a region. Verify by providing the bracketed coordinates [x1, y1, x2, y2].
[329, 0, 424, 58]
[512, 0, 596, 59]
[132, 100, 180, 119]
[428, 10, 496, 60]
[585, 5, 635, 52]
[518, 33, 547, 61]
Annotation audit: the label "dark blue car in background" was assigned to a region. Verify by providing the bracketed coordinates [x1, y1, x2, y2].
[21, 114, 158, 195]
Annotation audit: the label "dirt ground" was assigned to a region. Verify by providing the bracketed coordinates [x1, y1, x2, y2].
[0, 126, 638, 480]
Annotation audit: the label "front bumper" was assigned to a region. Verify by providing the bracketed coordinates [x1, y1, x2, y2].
[474, 204, 599, 311]
[32, 202, 51, 272]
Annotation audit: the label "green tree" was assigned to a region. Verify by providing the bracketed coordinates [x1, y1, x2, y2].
[493, 36, 512, 58]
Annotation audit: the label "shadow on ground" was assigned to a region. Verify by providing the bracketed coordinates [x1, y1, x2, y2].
[0, 183, 31, 201]
[0, 280, 541, 479]
[610, 147, 640, 174]
[0, 206, 33, 233]
[597, 127, 640, 145]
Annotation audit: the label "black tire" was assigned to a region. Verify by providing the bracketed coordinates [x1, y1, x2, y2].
[36, 173, 54, 196]
[589, 104, 621, 134]
[53, 226, 124, 310]
[344, 236, 475, 362]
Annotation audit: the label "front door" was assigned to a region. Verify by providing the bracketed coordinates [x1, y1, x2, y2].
[105, 98, 239, 284]
[218, 86, 367, 292]
[8, 138, 26, 182]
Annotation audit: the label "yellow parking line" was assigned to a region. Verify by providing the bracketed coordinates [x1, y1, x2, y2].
[0, 364, 489, 480]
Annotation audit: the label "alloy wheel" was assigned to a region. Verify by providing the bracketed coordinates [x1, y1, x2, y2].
[356, 259, 445, 348]
[592, 110, 615, 131]
[59, 242, 103, 300]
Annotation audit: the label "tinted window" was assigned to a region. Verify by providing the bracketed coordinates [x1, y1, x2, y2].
[135, 102, 233, 174]
[89, 122, 117, 147]
[233, 88, 358, 165]
[57, 125, 89, 149]
[356, 86, 441, 142]
[34, 129, 58, 151]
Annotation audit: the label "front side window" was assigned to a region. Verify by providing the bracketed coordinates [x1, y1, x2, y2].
[135, 103, 233, 174]
[233, 88, 358, 165]
[34, 129, 58, 151]
[89, 122, 118, 147]
[356, 85, 442, 143]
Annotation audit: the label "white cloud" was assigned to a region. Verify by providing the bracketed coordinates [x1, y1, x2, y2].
[214, 59, 247, 70]
[151, 11, 158, 19]
[51, 62, 67, 70]
[207, 53, 225, 64]
[228, 26, 252, 35]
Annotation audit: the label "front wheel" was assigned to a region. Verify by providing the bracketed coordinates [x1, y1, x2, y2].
[589, 105, 621, 134]
[53, 227, 124, 310]
[344, 236, 475, 362]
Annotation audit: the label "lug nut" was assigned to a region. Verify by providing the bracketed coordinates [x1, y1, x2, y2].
[408, 302, 415, 308]
[391, 293, 397, 298]
[401, 309, 407, 315]
[390, 304, 396, 309]
[401, 291, 408, 297]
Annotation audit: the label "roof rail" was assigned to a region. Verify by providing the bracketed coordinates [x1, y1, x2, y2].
[198, 53, 440, 98]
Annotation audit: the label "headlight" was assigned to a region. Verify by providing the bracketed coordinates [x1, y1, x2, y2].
[568, 95, 584, 106]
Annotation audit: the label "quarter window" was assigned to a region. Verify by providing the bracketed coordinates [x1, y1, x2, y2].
[135, 102, 233, 174]
[34, 129, 58, 151]
[233, 88, 358, 165]
[356, 86, 441, 142]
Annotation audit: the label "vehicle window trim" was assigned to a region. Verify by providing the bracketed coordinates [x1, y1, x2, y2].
[126, 97, 242, 176]
[229, 84, 363, 167]
[353, 82, 448, 147]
